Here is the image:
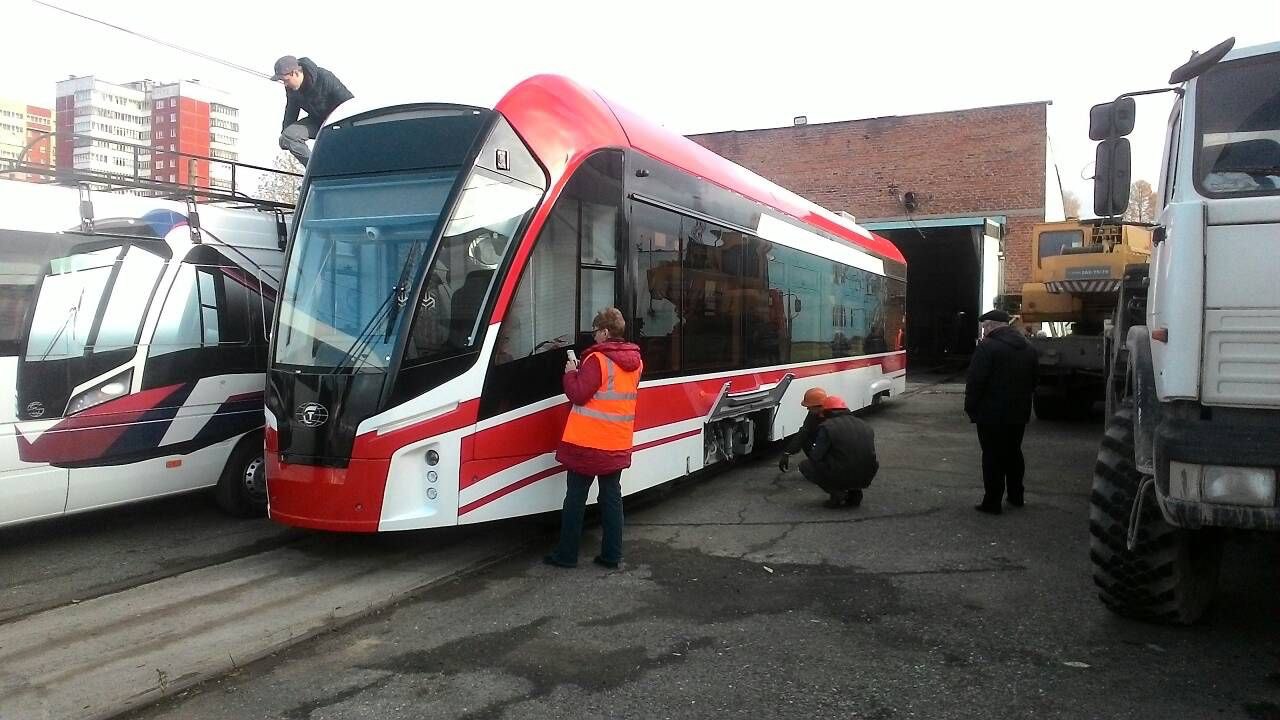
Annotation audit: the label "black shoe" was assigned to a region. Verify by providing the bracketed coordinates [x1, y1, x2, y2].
[1007, 496, 1025, 508]
[543, 554, 576, 568]
[845, 490, 864, 507]
[974, 503, 1002, 515]
[592, 555, 620, 570]
[822, 495, 847, 509]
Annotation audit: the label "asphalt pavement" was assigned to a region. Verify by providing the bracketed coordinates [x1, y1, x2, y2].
[122, 381, 1280, 720]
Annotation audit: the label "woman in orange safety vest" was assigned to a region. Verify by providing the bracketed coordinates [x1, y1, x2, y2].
[544, 307, 643, 570]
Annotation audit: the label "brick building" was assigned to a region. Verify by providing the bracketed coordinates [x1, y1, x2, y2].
[689, 101, 1055, 360]
[0, 98, 55, 182]
[55, 76, 239, 193]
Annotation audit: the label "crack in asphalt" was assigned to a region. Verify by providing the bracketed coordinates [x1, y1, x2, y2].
[629, 506, 945, 528]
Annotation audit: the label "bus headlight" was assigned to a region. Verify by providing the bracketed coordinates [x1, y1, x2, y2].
[427, 450, 440, 466]
[426, 487, 438, 500]
[66, 369, 133, 416]
[427, 471, 438, 483]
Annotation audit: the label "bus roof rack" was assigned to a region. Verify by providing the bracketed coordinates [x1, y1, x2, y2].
[1, 130, 299, 212]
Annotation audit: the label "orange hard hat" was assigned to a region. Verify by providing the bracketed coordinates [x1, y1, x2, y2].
[821, 395, 848, 412]
[801, 388, 828, 408]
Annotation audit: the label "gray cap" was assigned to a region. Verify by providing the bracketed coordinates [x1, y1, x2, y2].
[979, 309, 1011, 323]
[272, 55, 301, 80]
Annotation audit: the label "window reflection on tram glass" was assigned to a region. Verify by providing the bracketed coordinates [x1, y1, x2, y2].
[274, 171, 457, 370]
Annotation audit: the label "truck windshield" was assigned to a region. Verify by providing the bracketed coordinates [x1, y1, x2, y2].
[1197, 52, 1280, 196]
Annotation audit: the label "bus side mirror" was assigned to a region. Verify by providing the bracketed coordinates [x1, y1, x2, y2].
[1094, 138, 1132, 218]
[1089, 97, 1136, 141]
[793, 297, 802, 313]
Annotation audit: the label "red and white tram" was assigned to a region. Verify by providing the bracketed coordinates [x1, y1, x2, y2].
[266, 75, 907, 532]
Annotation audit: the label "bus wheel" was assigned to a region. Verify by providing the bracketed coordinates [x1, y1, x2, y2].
[215, 434, 268, 518]
[1088, 401, 1221, 624]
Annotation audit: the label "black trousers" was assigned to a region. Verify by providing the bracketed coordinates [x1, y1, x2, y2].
[976, 423, 1026, 506]
[799, 459, 872, 499]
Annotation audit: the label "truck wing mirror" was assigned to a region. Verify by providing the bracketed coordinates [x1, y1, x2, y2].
[1089, 97, 1136, 141]
[1093, 138, 1132, 218]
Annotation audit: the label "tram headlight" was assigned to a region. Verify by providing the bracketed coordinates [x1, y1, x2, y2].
[426, 487, 438, 500]
[427, 471, 438, 483]
[426, 450, 440, 466]
[66, 369, 134, 416]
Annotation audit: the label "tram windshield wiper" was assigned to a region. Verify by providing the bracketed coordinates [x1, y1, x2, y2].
[327, 230, 424, 375]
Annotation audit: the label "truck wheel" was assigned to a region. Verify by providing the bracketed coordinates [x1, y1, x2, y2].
[1088, 401, 1222, 624]
[214, 433, 268, 518]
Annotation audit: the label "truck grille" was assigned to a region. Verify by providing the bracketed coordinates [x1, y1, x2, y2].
[1202, 309, 1280, 406]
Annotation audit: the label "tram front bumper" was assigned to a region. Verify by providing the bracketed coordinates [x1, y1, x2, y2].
[266, 451, 390, 532]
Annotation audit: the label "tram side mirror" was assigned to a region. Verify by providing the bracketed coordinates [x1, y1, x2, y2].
[793, 297, 802, 313]
[1094, 138, 1132, 217]
[1089, 97, 1136, 141]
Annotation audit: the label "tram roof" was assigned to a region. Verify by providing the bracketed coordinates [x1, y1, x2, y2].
[494, 75, 905, 265]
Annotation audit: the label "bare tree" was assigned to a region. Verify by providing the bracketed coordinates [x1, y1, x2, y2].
[1123, 179, 1158, 223]
[1062, 190, 1081, 218]
[257, 152, 305, 204]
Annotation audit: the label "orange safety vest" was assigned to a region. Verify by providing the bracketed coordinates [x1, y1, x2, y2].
[561, 353, 641, 452]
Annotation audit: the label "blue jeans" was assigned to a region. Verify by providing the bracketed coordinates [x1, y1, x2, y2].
[550, 470, 623, 565]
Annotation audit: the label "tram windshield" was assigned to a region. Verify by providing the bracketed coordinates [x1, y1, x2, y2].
[273, 167, 542, 372]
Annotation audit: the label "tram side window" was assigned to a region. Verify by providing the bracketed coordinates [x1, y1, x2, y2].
[632, 203, 683, 375]
[739, 234, 784, 367]
[682, 221, 745, 372]
[477, 151, 621, 419]
[572, 152, 624, 336]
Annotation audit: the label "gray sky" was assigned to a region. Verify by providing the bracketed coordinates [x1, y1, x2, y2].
[2, 0, 1269, 214]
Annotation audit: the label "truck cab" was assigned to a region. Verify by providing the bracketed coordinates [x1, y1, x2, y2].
[1088, 39, 1280, 624]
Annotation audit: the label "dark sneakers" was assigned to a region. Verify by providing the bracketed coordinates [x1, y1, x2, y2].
[1007, 496, 1025, 508]
[543, 554, 576, 568]
[974, 503, 1002, 515]
[592, 555, 620, 570]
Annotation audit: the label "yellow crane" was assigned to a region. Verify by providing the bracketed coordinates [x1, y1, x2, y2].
[1018, 219, 1151, 419]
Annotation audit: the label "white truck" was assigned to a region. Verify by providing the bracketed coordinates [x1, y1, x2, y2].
[1088, 38, 1280, 623]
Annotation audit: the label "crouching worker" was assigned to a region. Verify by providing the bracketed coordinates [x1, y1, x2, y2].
[545, 308, 644, 569]
[778, 387, 828, 472]
[800, 395, 879, 508]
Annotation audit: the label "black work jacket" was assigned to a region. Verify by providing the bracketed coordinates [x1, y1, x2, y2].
[964, 325, 1038, 424]
[282, 57, 354, 130]
[809, 410, 879, 488]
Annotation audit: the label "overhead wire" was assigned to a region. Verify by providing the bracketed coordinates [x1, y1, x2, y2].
[30, 0, 272, 80]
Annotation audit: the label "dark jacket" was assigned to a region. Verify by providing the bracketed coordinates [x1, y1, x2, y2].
[556, 339, 644, 476]
[784, 411, 824, 455]
[965, 325, 1038, 424]
[281, 57, 353, 130]
[808, 409, 879, 489]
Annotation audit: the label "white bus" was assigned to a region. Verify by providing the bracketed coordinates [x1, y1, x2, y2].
[0, 180, 286, 527]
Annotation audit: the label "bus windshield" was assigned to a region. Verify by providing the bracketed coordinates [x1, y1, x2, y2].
[1197, 52, 1280, 196]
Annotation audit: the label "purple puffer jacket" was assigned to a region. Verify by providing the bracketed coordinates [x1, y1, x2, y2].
[555, 339, 643, 476]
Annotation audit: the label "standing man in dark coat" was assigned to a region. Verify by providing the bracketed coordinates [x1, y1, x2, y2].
[800, 396, 879, 508]
[965, 309, 1038, 514]
[272, 55, 354, 166]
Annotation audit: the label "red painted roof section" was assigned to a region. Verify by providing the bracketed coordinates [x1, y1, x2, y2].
[494, 75, 904, 265]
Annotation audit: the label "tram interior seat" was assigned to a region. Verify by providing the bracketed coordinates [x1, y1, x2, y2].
[449, 269, 494, 347]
